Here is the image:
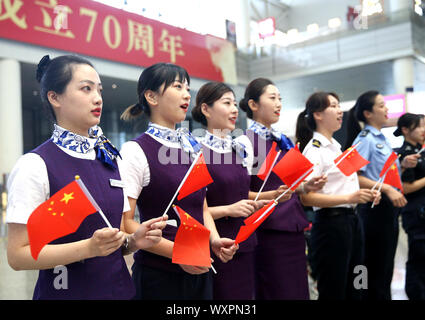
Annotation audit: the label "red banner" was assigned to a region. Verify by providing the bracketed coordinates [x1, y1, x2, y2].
[0, 0, 236, 83]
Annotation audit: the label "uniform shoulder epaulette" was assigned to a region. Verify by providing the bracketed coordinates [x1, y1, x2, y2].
[359, 129, 370, 137]
[312, 139, 321, 148]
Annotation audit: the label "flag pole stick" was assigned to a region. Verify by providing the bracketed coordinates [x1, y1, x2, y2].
[162, 152, 203, 218]
[371, 177, 382, 191]
[371, 175, 385, 209]
[75, 176, 113, 228]
[417, 147, 425, 155]
[254, 150, 281, 201]
[324, 141, 361, 177]
[252, 201, 278, 224]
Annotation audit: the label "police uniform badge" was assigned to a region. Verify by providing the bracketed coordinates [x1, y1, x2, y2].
[360, 130, 370, 137]
[312, 139, 321, 148]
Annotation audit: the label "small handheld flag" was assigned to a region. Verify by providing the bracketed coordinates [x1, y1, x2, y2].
[334, 145, 369, 176]
[171, 205, 211, 267]
[27, 176, 110, 260]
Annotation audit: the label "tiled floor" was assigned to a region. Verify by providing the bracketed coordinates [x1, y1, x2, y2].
[0, 208, 409, 300]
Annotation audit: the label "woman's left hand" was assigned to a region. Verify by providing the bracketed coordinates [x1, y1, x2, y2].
[133, 215, 168, 249]
[402, 154, 420, 169]
[211, 238, 238, 263]
[303, 175, 327, 193]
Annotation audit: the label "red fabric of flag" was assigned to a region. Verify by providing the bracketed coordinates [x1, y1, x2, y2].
[334, 147, 370, 176]
[177, 153, 214, 200]
[172, 205, 211, 267]
[379, 151, 398, 178]
[27, 180, 98, 260]
[257, 141, 279, 180]
[235, 201, 277, 245]
[272, 148, 314, 190]
[384, 164, 403, 193]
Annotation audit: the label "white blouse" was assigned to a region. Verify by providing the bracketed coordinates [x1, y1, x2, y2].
[119, 124, 183, 201]
[302, 131, 360, 211]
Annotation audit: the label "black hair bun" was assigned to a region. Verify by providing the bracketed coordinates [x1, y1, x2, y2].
[36, 55, 51, 82]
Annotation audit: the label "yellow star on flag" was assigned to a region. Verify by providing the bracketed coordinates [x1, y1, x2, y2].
[60, 192, 74, 205]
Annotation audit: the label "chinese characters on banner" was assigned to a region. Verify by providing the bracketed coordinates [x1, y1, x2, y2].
[0, 0, 237, 84]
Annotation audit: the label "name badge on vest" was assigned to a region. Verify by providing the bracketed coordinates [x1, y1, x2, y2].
[109, 179, 125, 188]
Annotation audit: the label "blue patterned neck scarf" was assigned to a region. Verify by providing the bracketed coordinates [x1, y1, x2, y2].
[51, 124, 121, 169]
[203, 131, 247, 167]
[146, 122, 201, 158]
[248, 120, 294, 151]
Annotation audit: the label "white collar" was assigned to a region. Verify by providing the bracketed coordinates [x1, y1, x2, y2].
[202, 131, 233, 153]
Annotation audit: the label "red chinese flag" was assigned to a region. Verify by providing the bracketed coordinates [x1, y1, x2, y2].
[172, 206, 211, 267]
[272, 148, 314, 190]
[177, 153, 214, 200]
[334, 147, 370, 176]
[384, 164, 404, 193]
[257, 141, 279, 180]
[27, 180, 98, 260]
[235, 201, 277, 245]
[380, 152, 398, 178]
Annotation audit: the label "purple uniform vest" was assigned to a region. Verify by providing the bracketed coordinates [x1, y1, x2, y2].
[132, 134, 206, 273]
[247, 130, 309, 232]
[31, 140, 135, 300]
[202, 146, 256, 252]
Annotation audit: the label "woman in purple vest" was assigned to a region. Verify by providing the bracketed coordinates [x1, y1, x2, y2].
[120, 63, 238, 300]
[6, 55, 166, 300]
[191, 81, 285, 299]
[239, 78, 327, 299]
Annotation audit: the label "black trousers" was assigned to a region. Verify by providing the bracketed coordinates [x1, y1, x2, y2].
[357, 194, 399, 300]
[405, 235, 425, 300]
[131, 264, 213, 300]
[310, 207, 364, 300]
[401, 199, 425, 300]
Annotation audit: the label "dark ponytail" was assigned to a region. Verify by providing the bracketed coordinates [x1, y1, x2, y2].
[295, 91, 338, 152]
[295, 110, 314, 152]
[344, 90, 379, 149]
[37, 54, 94, 122]
[121, 62, 190, 121]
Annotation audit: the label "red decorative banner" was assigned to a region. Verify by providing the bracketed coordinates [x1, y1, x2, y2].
[0, 0, 237, 83]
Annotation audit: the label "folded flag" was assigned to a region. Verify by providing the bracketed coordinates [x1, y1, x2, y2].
[172, 205, 211, 267]
[27, 178, 98, 260]
[334, 146, 370, 176]
[177, 153, 214, 200]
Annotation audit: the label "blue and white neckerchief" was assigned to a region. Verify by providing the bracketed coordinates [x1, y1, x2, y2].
[51, 124, 121, 169]
[146, 122, 201, 158]
[203, 131, 248, 167]
[248, 120, 294, 151]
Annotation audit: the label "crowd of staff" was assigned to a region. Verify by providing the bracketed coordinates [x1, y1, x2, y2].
[5, 55, 425, 300]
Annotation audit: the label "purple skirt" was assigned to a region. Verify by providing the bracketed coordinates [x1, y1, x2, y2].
[255, 229, 309, 300]
[212, 251, 255, 300]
